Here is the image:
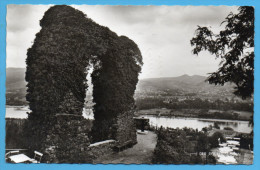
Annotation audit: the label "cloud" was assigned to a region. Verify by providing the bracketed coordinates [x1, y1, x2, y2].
[7, 5, 51, 33]
[6, 5, 51, 68]
[6, 5, 239, 78]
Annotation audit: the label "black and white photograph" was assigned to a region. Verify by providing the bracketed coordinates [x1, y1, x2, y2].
[5, 5, 254, 164]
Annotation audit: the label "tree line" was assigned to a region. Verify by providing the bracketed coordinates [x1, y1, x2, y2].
[136, 97, 253, 112]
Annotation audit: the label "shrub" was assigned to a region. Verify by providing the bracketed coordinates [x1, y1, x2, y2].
[209, 132, 226, 148]
[208, 155, 217, 164]
[223, 127, 234, 131]
[153, 127, 209, 164]
[6, 118, 27, 149]
[213, 122, 220, 129]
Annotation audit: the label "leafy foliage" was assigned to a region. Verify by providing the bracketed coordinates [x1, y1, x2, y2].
[6, 118, 27, 149]
[26, 6, 94, 118]
[191, 6, 254, 99]
[209, 132, 226, 148]
[152, 127, 216, 164]
[236, 133, 253, 150]
[90, 36, 142, 142]
[25, 5, 142, 150]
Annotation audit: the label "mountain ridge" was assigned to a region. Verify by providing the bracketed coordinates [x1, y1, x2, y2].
[5, 68, 235, 101]
[136, 73, 234, 96]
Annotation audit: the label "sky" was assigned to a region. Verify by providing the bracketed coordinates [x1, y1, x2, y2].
[6, 5, 239, 79]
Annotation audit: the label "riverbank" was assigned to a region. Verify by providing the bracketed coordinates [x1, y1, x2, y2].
[135, 108, 253, 121]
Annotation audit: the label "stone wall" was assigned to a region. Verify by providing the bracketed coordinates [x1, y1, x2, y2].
[44, 129, 117, 163]
[8, 117, 117, 163]
[42, 113, 137, 163]
[90, 36, 142, 143]
[42, 114, 91, 163]
[115, 110, 137, 146]
[89, 140, 116, 162]
[6, 118, 27, 149]
[58, 90, 83, 115]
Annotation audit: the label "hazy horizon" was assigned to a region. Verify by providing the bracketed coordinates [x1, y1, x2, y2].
[6, 67, 211, 80]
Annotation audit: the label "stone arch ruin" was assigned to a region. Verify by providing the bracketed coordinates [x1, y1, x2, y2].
[25, 5, 142, 163]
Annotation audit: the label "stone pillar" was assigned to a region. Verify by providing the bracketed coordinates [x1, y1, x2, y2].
[91, 111, 137, 148]
[115, 110, 137, 145]
[42, 114, 91, 163]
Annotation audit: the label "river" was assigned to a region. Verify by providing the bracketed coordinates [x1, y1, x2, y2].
[141, 115, 252, 133]
[5, 106, 94, 119]
[5, 106, 252, 133]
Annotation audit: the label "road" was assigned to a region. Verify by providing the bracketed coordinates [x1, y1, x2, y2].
[94, 131, 157, 164]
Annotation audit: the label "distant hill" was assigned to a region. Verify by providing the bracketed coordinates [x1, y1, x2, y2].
[6, 68, 27, 92]
[136, 74, 235, 97]
[6, 68, 27, 105]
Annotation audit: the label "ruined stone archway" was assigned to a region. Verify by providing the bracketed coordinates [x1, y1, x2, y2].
[25, 5, 142, 162]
